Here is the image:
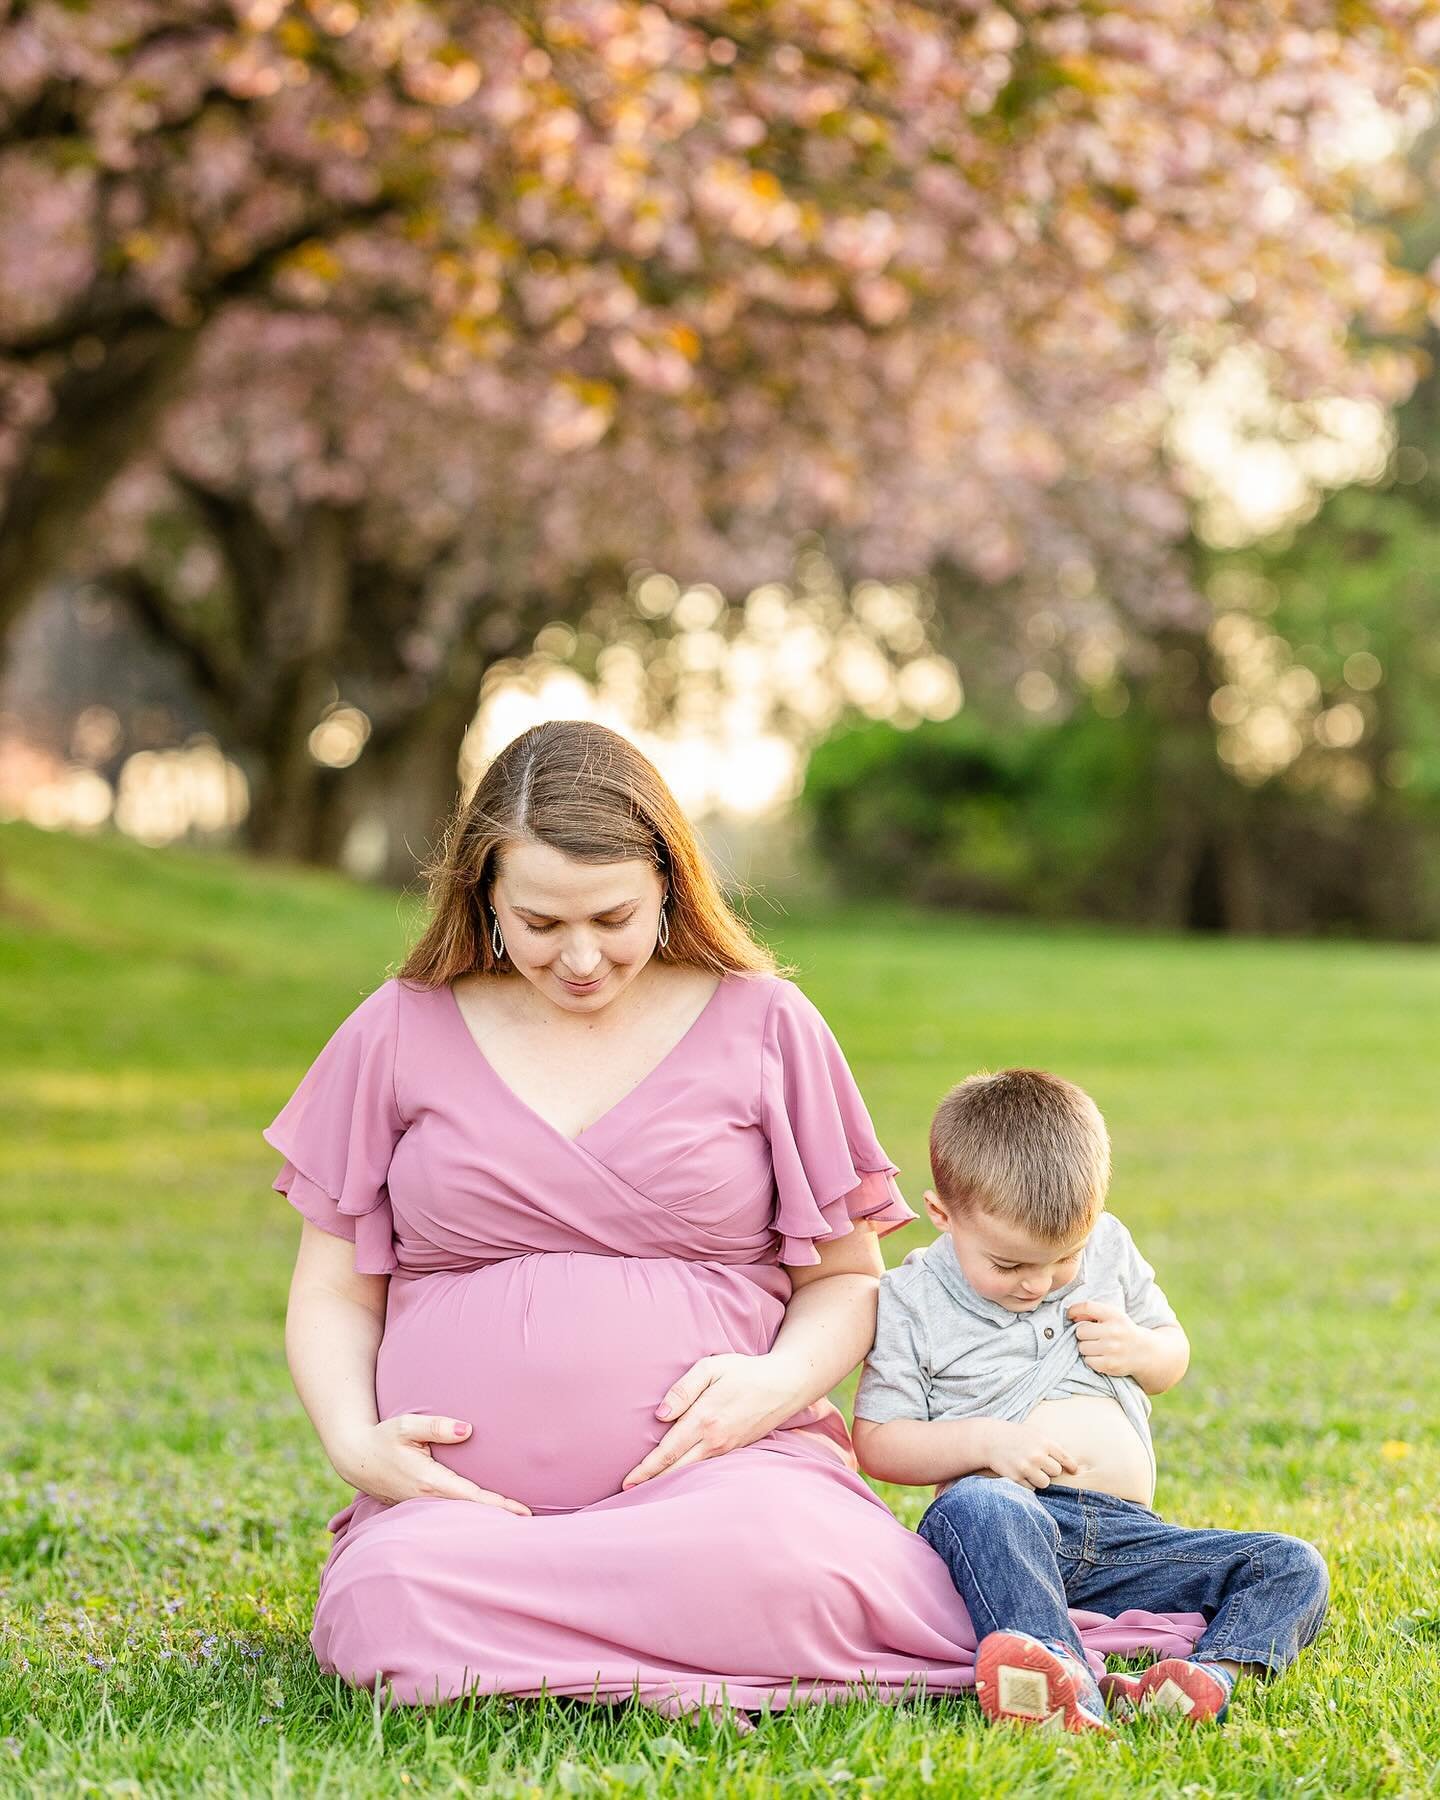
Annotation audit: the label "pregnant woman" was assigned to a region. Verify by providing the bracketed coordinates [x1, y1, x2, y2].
[265, 719, 1203, 1723]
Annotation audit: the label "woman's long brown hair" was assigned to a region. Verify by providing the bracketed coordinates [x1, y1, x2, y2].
[395, 720, 795, 987]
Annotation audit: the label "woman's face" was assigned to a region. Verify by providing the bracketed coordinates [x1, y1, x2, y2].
[490, 840, 667, 1012]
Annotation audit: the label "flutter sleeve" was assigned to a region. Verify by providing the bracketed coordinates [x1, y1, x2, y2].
[760, 978, 919, 1267]
[261, 980, 405, 1275]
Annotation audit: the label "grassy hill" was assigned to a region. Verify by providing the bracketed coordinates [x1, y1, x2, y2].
[1, 819, 1436, 1795]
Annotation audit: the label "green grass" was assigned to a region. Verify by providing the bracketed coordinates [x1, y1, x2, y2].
[1, 817, 1437, 1797]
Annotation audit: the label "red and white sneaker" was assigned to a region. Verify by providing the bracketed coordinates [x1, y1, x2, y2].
[973, 1631, 1114, 1735]
[1097, 1668, 1146, 1718]
[1129, 1658, 1235, 1723]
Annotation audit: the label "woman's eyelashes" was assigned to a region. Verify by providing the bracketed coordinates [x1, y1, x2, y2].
[525, 916, 632, 934]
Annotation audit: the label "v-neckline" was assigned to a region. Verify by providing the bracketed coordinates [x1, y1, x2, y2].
[443, 970, 729, 1147]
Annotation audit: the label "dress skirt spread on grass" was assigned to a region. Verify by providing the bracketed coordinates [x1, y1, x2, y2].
[263, 970, 1206, 1725]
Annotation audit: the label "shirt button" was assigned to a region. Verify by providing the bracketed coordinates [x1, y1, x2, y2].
[1043, 1327, 1054, 1339]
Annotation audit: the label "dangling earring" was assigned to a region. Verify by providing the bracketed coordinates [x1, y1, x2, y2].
[657, 902, 670, 951]
[490, 911, 506, 960]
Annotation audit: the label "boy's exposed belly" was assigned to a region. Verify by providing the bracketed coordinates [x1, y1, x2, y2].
[1022, 1394, 1155, 1506]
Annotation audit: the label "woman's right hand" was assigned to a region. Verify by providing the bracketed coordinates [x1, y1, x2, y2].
[331, 1414, 533, 1514]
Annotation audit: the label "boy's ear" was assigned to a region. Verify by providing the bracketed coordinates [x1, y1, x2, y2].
[922, 1189, 950, 1229]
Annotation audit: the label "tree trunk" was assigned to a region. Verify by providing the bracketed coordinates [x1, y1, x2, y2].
[311, 640, 489, 887]
[241, 504, 353, 861]
[1138, 624, 1237, 929]
[0, 325, 200, 664]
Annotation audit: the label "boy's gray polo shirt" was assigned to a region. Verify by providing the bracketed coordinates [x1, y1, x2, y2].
[853, 1212, 1179, 1493]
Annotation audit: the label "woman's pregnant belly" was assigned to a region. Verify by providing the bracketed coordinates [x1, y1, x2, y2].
[1023, 1395, 1154, 1505]
[374, 1253, 783, 1514]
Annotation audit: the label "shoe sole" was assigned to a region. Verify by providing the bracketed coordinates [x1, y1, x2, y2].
[1097, 1671, 1144, 1719]
[974, 1631, 1113, 1735]
[1134, 1658, 1230, 1721]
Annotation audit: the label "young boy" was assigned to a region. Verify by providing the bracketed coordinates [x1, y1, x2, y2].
[852, 1068, 1329, 1735]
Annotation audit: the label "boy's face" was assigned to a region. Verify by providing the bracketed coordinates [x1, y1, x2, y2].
[922, 1190, 1096, 1311]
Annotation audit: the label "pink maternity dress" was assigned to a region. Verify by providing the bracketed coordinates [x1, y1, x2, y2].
[263, 969, 1205, 1721]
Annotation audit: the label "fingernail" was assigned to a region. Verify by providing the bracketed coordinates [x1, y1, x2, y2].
[455, 1422, 471, 1436]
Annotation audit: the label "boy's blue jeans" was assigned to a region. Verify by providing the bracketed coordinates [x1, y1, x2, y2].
[918, 1477, 1329, 1677]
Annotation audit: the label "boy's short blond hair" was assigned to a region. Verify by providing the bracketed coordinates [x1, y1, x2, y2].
[928, 1067, 1110, 1242]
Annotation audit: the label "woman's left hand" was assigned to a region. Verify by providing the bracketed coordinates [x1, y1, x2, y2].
[619, 1352, 805, 1489]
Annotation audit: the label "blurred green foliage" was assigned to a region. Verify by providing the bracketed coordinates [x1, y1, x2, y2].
[800, 703, 1161, 918]
[1243, 480, 1440, 807]
[804, 480, 1440, 939]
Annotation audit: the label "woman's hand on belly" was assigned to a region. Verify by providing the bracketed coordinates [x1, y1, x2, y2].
[334, 1413, 534, 1515]
[619, 1352, 804, 1490]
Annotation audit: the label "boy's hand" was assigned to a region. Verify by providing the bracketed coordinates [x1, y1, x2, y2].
[1067, 1299, 1147, 1376]
[981, 1420, 1080, 1490]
